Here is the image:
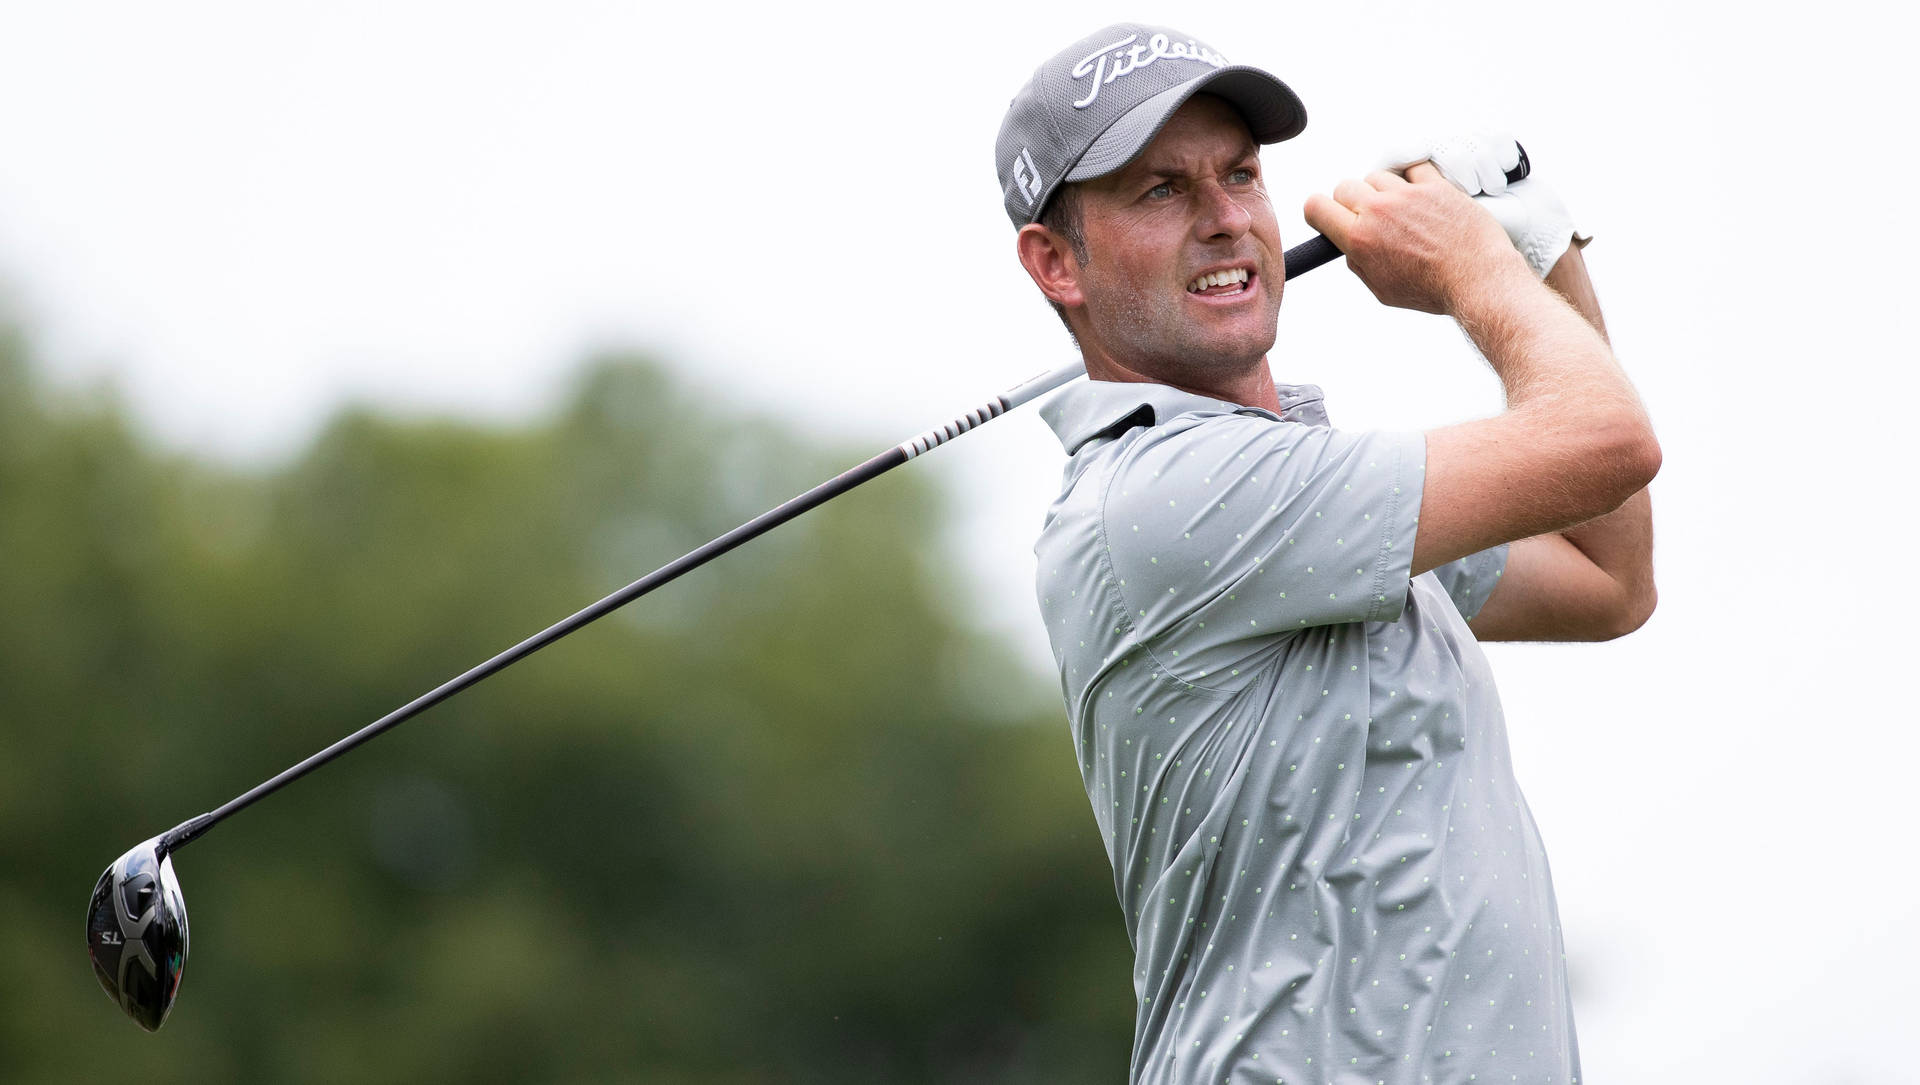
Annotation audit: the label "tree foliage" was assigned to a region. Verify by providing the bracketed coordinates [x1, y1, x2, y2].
[0, 327, 1132, 1083]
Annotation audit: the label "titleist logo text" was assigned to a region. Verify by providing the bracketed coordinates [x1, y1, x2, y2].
[1071, 33, 1227, 109]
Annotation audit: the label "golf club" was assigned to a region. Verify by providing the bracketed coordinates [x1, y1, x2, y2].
[86, 147, 1531, 1032]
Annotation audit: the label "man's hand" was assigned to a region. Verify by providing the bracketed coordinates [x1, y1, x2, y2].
[1303, 161, 1531, 315]
[1477, 179, 1586, 279]
[1380, 132, 1586, 279]
[1380, 129, 1523, 197]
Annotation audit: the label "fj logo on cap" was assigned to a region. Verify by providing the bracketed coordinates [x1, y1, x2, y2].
[1012, 148, 1043, 206]
[1070, 32, 1228, 109]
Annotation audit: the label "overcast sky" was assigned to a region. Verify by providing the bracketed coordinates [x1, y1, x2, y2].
[2, 3, 1912, 1080]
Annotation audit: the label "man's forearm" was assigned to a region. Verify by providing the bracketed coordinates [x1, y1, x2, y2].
[1445, 243, 1656, 533]
[1544, 240, 1606, 343]
[1544, 244, 1657, 623]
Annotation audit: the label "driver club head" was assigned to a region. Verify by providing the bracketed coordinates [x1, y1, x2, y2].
[86, 836, 189, 1031]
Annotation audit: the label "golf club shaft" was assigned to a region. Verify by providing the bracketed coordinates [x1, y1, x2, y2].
[156, 360, 1084, 853]
[157, 231, 1362, 856]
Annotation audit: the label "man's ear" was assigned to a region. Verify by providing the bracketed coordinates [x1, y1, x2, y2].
[1016, 223, 1085, 310]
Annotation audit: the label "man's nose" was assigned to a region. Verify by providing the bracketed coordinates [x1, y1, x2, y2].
[1193, 181, 1252, 241]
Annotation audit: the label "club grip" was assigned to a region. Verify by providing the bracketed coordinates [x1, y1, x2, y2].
[1281, 235, 1343, 280]
[1283, 142, 1531, 281]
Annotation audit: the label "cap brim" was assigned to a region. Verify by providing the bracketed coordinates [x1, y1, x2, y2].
[1065, 66, 1306, 183]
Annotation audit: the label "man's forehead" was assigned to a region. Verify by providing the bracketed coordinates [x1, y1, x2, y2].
[1104, 97, 1259, 182]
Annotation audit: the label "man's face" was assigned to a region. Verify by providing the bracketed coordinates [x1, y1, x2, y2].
[1070, 94, 1283, 383]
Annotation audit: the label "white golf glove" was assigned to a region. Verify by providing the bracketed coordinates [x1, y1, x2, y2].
[1380, 130, 1524, 197]
[1476, 179, 1588, 279]
[1380, 131, 1589, 278]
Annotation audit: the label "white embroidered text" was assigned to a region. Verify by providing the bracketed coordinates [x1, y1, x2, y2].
[1070, 33, 1227, 110]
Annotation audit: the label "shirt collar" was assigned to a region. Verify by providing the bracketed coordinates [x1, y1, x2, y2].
[1039, 378, 1330, 455]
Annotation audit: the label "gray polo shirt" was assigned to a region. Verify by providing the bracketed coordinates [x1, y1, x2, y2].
[1034, 379, 1579, 1085]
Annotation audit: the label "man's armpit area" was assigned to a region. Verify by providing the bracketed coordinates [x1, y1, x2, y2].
[1427, 543, 1510, 623]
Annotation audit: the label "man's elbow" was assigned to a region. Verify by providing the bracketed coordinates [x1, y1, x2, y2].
[1604, 582, 1657, 640]
[1627, 430, 1663, 493]
[1601, 418, 1662, 506]
[1564, 416, 1661, 526]
[1603, 425, 1658, 641]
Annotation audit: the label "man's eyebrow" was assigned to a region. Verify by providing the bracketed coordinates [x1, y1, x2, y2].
[1129, 142, 1263, 181]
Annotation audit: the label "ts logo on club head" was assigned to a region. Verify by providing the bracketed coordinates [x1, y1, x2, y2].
[1012, 148, 1043, 207]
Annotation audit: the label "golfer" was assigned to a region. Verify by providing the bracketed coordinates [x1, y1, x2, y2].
[1000, 23, 1657, 1084]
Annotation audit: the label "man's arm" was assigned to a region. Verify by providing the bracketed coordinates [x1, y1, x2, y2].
[1303, 164, 1661, 603]
[1467, 244, 1658, 641]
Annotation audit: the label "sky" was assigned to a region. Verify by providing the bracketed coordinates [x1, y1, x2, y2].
[2, 2, 1913, 1080]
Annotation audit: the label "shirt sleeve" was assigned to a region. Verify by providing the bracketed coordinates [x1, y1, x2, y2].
[1426, 544, 1510, 621]
[1099, 415, 1426, 672]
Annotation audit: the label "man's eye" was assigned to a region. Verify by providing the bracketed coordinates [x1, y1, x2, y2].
[1229, 168, 1256, 184]
[1146, 182, 1173, 199]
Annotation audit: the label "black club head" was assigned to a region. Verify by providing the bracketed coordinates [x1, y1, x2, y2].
[86, 837, 189, 1031]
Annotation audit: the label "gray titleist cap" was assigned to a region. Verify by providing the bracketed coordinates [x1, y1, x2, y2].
[995, 24, 1307, 228]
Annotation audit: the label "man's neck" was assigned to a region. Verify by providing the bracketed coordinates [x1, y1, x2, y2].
[1082, 352, 1284, 414]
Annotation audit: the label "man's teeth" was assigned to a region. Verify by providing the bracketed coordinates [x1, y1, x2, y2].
[1187, 268, 1251, 293]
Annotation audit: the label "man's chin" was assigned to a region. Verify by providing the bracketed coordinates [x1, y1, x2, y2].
[1077, 300, 1277, 382]
[1146, 338, 1275, 388]
[1180, 320, 1279, 370]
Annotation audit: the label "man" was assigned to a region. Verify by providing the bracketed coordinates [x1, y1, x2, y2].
[996, 23, 1657, 1084]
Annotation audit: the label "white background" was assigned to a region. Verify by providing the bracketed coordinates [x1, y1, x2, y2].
[2, 3, 1912, 1080]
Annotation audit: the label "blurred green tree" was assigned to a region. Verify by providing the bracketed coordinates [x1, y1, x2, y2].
[0, 324, 1132, 1083]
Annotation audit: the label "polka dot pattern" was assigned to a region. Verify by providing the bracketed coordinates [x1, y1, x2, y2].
[1035, 381, 1580, 1084]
